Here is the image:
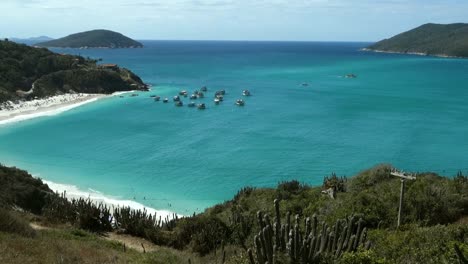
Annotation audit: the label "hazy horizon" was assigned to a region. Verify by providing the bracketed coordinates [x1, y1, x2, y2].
[1, 0, 467, 42]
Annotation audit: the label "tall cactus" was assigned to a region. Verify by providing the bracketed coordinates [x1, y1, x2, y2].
[248, 200, 370, 264]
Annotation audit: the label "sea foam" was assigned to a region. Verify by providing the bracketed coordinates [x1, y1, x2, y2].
[42, 179, 178, 220]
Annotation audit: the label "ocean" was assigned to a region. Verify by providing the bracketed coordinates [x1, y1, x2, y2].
[1, 41, 467, 215]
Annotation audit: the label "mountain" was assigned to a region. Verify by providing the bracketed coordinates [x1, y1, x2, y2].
[36, 29, 143, 48]
[10, 36, 54, 45]
[366, 23, 468, 58]
[0, 40, 147, 103]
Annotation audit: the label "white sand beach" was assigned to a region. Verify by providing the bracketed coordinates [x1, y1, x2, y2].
[0, 93, 124, 125]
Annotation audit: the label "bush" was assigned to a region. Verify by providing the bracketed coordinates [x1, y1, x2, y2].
[171, 215, 231, 256]
[0, 208, 36, 237]
[0, 164, 52, 214]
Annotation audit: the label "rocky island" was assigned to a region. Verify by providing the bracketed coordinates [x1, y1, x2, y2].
[36, 29, 143, 49]
[365, 23, 468, 58]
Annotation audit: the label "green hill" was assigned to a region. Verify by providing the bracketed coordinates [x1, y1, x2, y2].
[0, 39, 146, 103]
[36, 29, 143, 48]
[366, 23, 468, 58]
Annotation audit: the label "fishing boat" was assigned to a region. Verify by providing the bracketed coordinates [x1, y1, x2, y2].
[197, 92, 205, 98]
[345, 74, 357, 78]
[242, 90, 251, 96]
[201, 86, 208, 92]
[214, 98, 221, 104]
[188, 102, 196, 107]
[236, 99, 245, 106]
[215, 95, 224, 101]
[215, 90, 226, 96]
[179, 90, 188, 96]
[163, 98, 169, 103]
[190, 94, 197, 100]
[197, 103, 206, 110]
[173, 95, 180, 102]
[154, 96, 161, 101]
[175, 101, 183, 107]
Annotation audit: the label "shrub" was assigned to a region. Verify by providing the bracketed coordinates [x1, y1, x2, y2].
[0, 208, 36, 237]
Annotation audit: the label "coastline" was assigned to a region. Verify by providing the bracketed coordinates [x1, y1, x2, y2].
[43, 179, 179, 221]
[361, 48, 465, 59]
[0, 92, 128, 126]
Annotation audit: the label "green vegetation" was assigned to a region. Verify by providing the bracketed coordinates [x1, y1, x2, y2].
[367, 23, 468, 58]
[36, 29, 143, 48]
[0, 39, 146, 103]
[0, 163, 467, 263]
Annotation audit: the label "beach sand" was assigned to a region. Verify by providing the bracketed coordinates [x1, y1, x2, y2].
[0, 93, 114, 125]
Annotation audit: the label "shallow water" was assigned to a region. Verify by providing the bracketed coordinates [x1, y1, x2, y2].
[1, 41, 467, 214]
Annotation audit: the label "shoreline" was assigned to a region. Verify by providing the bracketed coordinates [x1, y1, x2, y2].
[0, 92, 131, 126]
[361, 48, 466, 59]
[42, 179, 179, 221]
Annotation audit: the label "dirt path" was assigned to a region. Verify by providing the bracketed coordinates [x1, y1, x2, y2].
[30, 222, 158, 253]
[104, 232, 159, 253]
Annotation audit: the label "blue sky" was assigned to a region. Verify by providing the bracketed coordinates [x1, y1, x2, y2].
[1, 0, 467, 41]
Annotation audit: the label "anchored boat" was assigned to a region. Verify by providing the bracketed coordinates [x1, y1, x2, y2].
[236, 99, 245, 106]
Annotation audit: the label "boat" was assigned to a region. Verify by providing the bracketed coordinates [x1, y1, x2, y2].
[345, 74, 357, 78]
[154, 96, 161, 101]
[175, 101, 183, 107]
[301, 83, 309, 87]
[179, 90, 188, 96]
[197, 103, 206, 110]
[200, 86, 208, 92]
[197, 92, 205, 98]
[190, 94, 197, 99]
[131, 93, 138, 97]
[173, 95, 180, 102]
[150, 95, 157, 98]
[215, 95, 224, 101]
[163, 98, 169, 103]
[214, 98, 221, 104]
[242, 90, 251, 96]
[188, 102, 196, 107]
[236, 99, 245, 106]
[215, 90, 226, 96]
[119, 96, 124, 98]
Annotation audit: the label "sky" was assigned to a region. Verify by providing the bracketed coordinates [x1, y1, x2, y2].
[1, 0, 467, 41]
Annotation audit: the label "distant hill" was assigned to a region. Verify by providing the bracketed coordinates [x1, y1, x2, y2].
[10, 36, 54, 45]
[0, 40, 147, 103]
[36, 29, 143, 49]
[366, 23, 468, 58]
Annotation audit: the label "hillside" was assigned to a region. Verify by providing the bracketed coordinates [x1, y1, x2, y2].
[36, 30, 143, 48]
[0, 163, 467, 263]
[0, 39, 147, 103]
[366, 23, 468, 58]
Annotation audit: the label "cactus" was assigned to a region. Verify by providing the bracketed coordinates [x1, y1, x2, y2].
[249, 200, 371, 264]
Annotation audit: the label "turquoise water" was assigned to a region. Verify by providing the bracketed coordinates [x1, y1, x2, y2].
[1, 41, 468, 214]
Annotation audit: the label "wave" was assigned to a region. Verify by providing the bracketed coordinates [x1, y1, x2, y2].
[0, 96, 102, 126]
[42, 179, 179, 220]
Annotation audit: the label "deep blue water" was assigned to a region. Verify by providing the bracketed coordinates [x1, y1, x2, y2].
[1, 41, 467, 214]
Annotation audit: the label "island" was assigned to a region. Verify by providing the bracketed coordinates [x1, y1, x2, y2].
[10, 36, 54, 45]
[35, 29, 143, 49]
[365, 23, 468, 58]
[0, 39, 147, 105]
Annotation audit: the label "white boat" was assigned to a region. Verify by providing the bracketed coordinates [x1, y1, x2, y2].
[242, 90, 251, 96]
[236, 99, 245, 106]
